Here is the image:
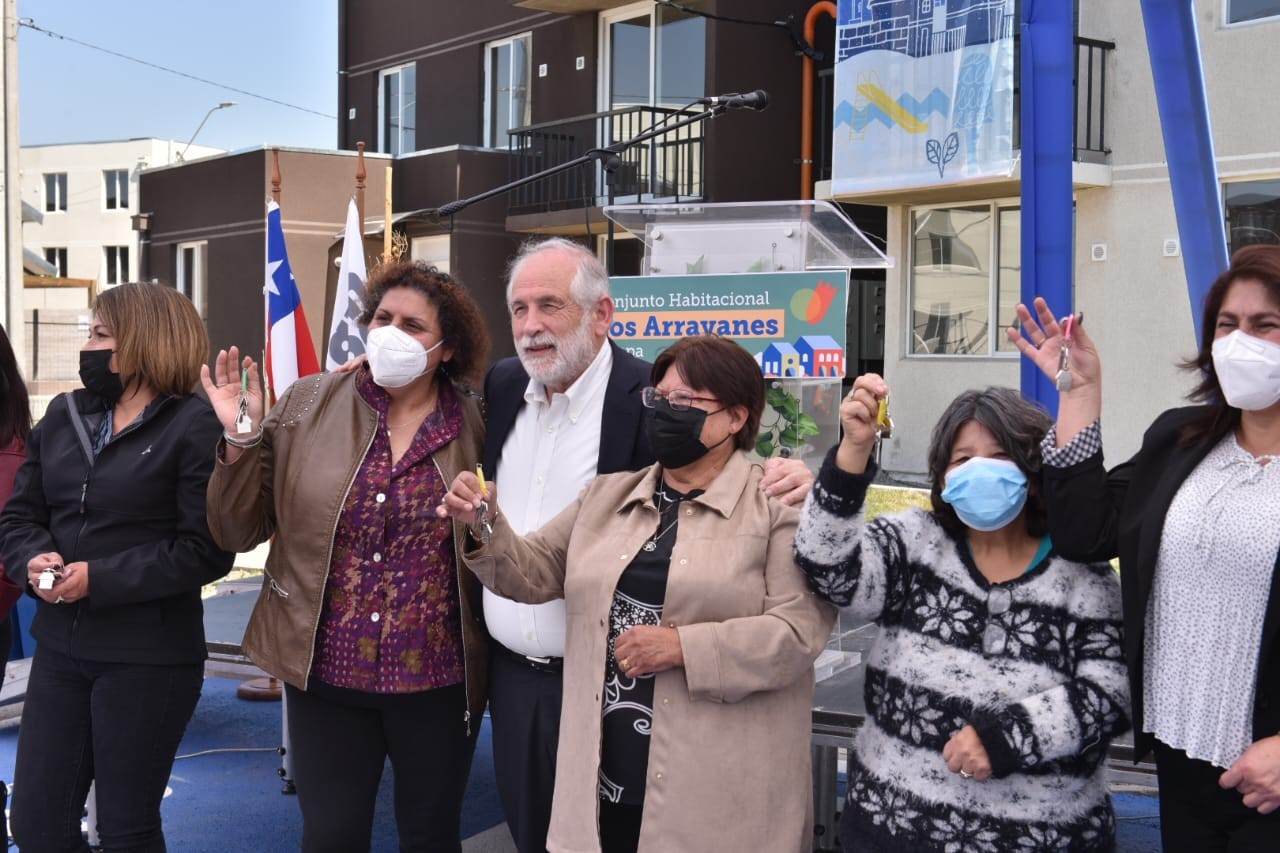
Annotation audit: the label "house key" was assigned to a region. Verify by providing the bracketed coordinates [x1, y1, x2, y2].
[873, 394, 894, 468]
[1055, 314, 1078, 392]
[234, 368, 254, 434]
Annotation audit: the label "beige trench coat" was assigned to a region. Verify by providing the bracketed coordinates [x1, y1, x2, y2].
[465, 451, 835, 853]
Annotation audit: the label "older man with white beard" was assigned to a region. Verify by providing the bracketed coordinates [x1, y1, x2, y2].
[480, 237, 816, 853]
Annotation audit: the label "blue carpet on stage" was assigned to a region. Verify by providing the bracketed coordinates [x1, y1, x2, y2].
[0, 677, 505, 852]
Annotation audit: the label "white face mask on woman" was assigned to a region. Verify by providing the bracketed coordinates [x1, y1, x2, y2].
[1211, 329, 1280, 411]
[365, 324, 443, 388]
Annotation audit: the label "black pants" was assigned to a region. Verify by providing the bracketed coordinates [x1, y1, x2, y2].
[488, 645, 563, 853]
[1154, 739, 1280, 852]
[599, 799, 643, 853]
[10, 644, 203, 853]
[285, 680, 476, 853]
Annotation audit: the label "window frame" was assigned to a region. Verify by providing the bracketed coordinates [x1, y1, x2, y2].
[44, 172, 68, 213]
[1222, 176, 1280, 254]
[176, 241, 208, 317]
[104, 245, 130, 287]
[104, 169, 130, 211]
[1224, 0, 1280, 25]
[44, 247, 68, 278]
[484, 32, 533, 149]
[378, 63, 417, 156]
[906, 199, 1022, 359]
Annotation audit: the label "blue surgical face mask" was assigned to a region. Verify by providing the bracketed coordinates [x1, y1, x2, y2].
[940, 457, 1029, 532]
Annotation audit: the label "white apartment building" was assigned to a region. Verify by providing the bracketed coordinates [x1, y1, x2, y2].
[20, 138, 223, 311]
[824, 0, 1280, 477]
[18, 138, 223, 400]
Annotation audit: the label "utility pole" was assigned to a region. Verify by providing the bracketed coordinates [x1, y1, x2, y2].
[2, 0, 23, 367]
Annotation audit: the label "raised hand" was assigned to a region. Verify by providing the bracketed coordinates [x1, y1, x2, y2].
[835, 373, 889, 475]
[200, 346, 264, 436]
[1006, 298, 1101, 394]
[1006, 298, 1102, 445]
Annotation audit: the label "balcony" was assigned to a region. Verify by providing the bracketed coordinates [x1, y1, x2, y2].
[506, 105, 705, 219]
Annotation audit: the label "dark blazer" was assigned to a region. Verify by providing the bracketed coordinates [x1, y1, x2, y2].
[482, 341, 655, 479]
[1043, 405, 1280, 759]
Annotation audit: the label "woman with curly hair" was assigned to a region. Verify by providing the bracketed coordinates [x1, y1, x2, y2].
[203, 261, 490, 852]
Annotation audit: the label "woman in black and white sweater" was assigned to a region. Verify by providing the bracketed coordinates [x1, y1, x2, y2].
[794, 380, 1130, 852]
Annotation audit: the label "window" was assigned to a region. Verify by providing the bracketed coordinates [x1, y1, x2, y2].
[44, 247, 68, 277]
[104, 169, 130, 210]
[378, 63, 416, 155]
[909, 203, 1021, 356]
[485, 34, 532, 148]
[1227, 1, 1280, 24]
[410, 235, 450, 273]
[44, 173, 67, 213]
[104, 246, 130, 286]
[1225, 179, 1280, 253]
[599, 2, 707, 200]
[177, 241, 207, 316]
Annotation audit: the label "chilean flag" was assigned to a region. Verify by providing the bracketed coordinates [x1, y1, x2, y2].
[265, 200, 321, 399]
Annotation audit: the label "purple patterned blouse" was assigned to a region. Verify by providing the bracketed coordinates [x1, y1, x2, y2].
[310, 370, 466, 694]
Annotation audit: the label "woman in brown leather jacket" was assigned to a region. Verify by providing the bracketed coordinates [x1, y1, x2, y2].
[203, 261, 490, 853]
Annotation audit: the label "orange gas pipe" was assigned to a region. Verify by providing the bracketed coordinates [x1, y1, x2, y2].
[801, 1, 837, 200]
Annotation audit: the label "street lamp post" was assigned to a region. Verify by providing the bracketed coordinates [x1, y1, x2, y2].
[177, 101, 236, 162]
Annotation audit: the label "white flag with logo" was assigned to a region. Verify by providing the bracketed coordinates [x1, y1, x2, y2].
[326, 197, 368, 369]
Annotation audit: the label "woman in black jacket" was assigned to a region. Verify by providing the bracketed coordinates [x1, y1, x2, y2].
[0, 282, 234, 853]
[1008, 245, 1280, 852]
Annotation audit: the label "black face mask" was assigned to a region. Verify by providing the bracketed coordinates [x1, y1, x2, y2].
[643, 398, 729, 470]
[79, 349, 125, 405]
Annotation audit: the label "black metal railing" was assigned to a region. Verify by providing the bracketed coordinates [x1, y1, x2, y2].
[507, 105, 705, 216]
[1009, 35, 1114, 159]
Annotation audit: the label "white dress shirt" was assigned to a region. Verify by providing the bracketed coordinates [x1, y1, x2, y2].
[484, 342, 614, 658]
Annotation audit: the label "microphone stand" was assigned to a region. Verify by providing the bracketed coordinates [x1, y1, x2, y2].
[434, 102, 733, 273]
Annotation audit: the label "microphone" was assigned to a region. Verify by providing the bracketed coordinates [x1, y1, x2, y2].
[699, 89, 769, 111]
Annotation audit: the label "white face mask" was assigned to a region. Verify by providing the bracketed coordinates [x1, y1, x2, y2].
[1212, 329, 1280, 411]
[365, 324, 443, 388]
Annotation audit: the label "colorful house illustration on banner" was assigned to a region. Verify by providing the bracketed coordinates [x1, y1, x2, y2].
[795, 335, 846, 377]
[762, 342, 804, 377]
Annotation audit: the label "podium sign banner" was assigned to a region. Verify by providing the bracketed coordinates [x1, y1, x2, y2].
[608, 271, 850, 378]
[831, 0, 1016, 194]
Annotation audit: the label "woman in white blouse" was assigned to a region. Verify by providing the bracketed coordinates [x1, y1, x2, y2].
[1009, 244, 1280, 851]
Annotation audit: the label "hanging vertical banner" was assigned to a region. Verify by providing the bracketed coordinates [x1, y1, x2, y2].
[831, 0, 1017, 193]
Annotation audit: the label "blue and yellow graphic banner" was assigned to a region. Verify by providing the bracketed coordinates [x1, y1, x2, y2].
[831, 0, 1016, 193]
[608, 272, 850, 378]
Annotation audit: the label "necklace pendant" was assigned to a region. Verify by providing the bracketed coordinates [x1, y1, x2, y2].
[642, 540, 657, 552]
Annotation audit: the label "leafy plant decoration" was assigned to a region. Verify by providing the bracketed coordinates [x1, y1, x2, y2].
[925, 131, 961, 179]
[756, 383, 821, 459]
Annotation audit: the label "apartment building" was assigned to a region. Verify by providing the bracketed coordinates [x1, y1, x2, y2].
[820, 0, 1280, 477]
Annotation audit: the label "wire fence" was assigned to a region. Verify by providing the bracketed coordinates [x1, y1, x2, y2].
[23, 309, 90, 421]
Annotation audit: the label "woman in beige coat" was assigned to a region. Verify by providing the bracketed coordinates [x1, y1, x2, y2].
[441, 335, 835, 853]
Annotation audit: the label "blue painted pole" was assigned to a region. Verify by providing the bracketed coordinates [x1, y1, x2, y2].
[1019, 0, 1074, 414]
[1140, 0, 1229, 344]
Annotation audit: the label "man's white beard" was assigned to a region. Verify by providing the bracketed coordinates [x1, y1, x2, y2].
[516, 312, 598, 391]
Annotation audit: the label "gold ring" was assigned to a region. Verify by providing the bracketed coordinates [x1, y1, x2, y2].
[621, 658, 630, 669]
